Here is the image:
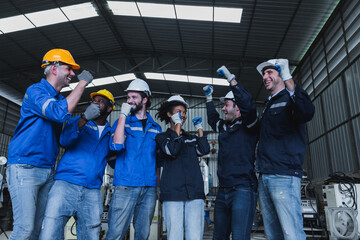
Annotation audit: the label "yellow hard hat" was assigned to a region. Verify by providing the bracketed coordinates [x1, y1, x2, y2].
[90, 89, 115, 110]
[41, 49, 80, 69]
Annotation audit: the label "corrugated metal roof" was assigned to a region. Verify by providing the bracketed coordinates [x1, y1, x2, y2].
[0, 0, 340, 105]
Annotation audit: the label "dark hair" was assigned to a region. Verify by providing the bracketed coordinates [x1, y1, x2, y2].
[262, 65, 281, 75]
[139, 92, 151, 108]
[156, 100, 187, 124]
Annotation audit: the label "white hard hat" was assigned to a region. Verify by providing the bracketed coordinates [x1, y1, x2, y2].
[125, 78, 151, 96]
[256, 59, 281, 77]
[220, 91, 235, 103]
[167, 95, 189, 108]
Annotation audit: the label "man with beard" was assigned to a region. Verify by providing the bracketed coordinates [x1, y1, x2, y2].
[39, 89, 115, 240]
[6, 49, 93, 240]
[203, 66, 259, 239]
[106, 78, 162, 240]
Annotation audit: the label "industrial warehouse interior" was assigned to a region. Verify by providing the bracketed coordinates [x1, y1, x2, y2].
[0, 0, 360, 239]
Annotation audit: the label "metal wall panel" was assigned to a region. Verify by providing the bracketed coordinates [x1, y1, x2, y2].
[0, 97, 21, 136]
[344, 58, 360, 117]
[307, 98, 324, 142]
[0, 97, 20, 157]
[0, 133, 12, 158]
[294, 0, 360, 179]
[344, 1, 360, 62]
[351, 117, 360, 168]
[328, 124, 357, 173]
[309, 137, 330, 179]
[320, 78, 347, 130]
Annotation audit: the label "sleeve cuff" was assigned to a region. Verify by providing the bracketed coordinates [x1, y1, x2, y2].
[110, 142, 125, 151]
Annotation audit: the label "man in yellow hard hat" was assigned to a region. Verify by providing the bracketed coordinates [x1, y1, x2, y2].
[7, 48, 94, 240]
[40, 89, 115, 239]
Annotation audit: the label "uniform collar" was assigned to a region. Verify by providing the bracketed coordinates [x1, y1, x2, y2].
[268, 87, 286, 101]
[87, 119, 111, 129]
[228, 117, 242, 128]
[167, 127, 188, 136]
[129, 112, 155, 125]
[41, 78, 59, 98]
[268, 87, 287, 101]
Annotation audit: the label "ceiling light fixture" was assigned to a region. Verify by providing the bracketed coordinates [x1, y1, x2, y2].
[107, 1, 243, 23]
[145, 72, 228, 86]
[60, 73, 136, 92]
[0, 15, 35, 34]
[0, 3, 98, 34]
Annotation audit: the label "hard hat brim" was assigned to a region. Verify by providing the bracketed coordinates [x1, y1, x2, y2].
[167, 95, 189, 108]
[256, 62, 276, 76]
[69, 63, 80, 70]
[220, 97, 236, 103]
[41, 62, 80, 70]
[90, 92, 115, 110]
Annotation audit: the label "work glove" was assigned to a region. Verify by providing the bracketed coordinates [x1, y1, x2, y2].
[120, 103, 132, 117]
[217, 65, 235, 83]
[77, 70, 93, 84]
[270, 59, 292, 81]
[203, 85, 213, 101]
[171, 112, 182, 126]
[192, 117, 203, 130]
[83, 103, 100, 121]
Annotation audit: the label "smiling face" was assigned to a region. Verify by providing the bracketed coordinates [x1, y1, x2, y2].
[126, 91, 147, 114]
[92, 95, 112, 116]
[262, 68, 285, 95]
[57, 64, 75, 88]
[167, 104, 187, 126]
[221, 99, 240, 123]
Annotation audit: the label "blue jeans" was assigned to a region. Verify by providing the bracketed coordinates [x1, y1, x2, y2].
[213, 186, 257, 240]
[258, 174, 306, 240]
[106, 186, 156, 240]
[6, 164, 55, 240]
[39, 180, 103, 240]
[163, 199, 204, 240]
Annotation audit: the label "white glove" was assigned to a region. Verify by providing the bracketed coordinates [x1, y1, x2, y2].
[83, 103, 100, 121]
[120, 103, 132, 117]
[269, 59, 292, 81]
[203, 85, 213, 101]
[217, 65, 235, 83]
[171, 112, 182, 126]
[192, 117, 203, 130]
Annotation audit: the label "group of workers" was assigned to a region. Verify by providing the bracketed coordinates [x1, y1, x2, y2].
[5, 48, 314, 240]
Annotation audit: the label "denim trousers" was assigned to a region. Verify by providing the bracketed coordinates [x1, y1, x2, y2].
[258, 174, 306, 240]
[106, 186, 156, 240]
[6, 164, 55, 240]
[162, 199, 204, 240]
[213, 186, 257, 240]
[39, 180, 103, 240]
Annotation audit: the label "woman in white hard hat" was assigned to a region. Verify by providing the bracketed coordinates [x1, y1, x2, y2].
[155, 95, 210, 240]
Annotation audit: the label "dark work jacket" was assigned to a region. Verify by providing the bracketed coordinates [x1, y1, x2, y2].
[156, 128, 210, 202]
[256, 84, 315, 178]
[206, 83, 259, 190]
